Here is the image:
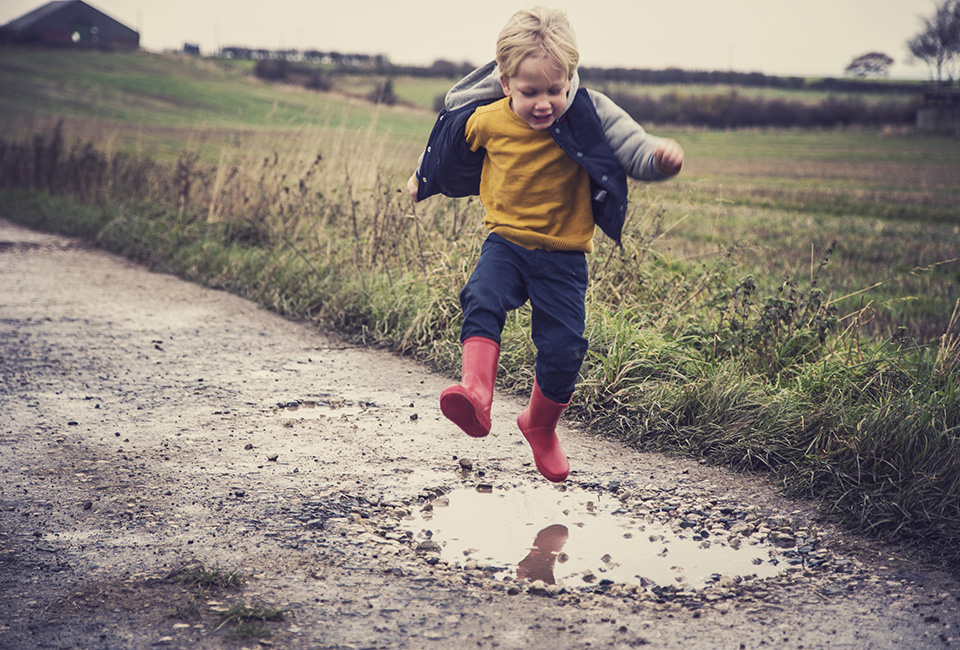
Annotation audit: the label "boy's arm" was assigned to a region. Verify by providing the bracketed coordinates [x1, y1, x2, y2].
[407, 104, 486, 203]
[588, 89, 683, 180]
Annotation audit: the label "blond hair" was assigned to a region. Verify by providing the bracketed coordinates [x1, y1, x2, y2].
[495, 7, 579, 80]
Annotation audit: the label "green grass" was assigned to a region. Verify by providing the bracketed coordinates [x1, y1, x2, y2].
[1, 48, 958, 573]
[0, 48, 434, 161]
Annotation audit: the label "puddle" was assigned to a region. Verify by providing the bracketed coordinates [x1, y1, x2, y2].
[275, 399, 367, 420]
[401, 485, 784, 589]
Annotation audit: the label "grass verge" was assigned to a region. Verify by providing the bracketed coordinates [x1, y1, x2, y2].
[1, 118, 958, 575]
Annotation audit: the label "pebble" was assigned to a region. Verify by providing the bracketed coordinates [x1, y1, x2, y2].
[416, 540, 442, 553]
[771, 532, 797, 548]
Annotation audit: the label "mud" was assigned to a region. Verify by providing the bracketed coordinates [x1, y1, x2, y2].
[0, 217, 957, 649]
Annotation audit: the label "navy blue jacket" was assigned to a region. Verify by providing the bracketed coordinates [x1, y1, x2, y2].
[414, 88, 631, 245]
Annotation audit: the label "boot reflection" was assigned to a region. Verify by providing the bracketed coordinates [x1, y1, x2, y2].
[516, 524, 569, 584]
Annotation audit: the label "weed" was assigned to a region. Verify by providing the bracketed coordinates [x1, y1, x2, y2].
[216, 603, 285, 639]
[228, 621, 273, 640]
[168, 600, 203, 620]
[218, 603, 285, 623]
[167, 565, 244, 592]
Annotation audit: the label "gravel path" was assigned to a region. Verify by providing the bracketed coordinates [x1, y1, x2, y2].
[1, 218, 957, 650]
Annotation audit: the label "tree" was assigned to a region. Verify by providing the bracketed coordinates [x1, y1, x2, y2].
[844, 52, 894, 78]
[907, 0, 960, 85]
[429, 59, 460, 77]
[367, 78, 397, 106]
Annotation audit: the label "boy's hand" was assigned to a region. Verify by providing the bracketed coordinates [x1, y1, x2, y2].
[406, 174, 420, 202]
[654, 140, 684, 177]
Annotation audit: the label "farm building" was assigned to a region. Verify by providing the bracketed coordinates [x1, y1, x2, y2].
[0, 0, 138, 48]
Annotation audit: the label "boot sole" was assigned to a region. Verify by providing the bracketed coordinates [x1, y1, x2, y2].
[534, 459, 569, 483]
[440, 391, 490, 438]
[529, 451, 569, 483]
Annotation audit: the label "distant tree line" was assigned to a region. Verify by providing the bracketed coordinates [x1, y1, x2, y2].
[604, 90, 920, 129]
[426, 88, 920, 128]
[222, 46, 389, 69]
[579, 67, 922, 95]
[250, 58, 399, 103]
[251, 58, 922, 127]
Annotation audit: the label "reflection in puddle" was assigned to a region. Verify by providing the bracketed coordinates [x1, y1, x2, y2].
[517, 523, 568, 584]
[402, 485, 783, 589]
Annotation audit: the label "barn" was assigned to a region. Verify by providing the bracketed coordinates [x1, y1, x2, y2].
[0, 1, 139, 48]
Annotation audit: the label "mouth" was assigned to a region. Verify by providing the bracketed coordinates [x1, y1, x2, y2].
[529, 113, 553, 125]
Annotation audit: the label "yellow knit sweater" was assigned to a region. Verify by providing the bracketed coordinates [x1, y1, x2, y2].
[465, 98, 595, 253]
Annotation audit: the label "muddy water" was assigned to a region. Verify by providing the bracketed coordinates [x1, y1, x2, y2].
[402, 484, 782, 589]
[276, 400, 368, 420]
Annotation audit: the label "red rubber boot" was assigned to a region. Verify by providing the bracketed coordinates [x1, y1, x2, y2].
[440, 337, 500, 438]
[517, 380, 571, 482]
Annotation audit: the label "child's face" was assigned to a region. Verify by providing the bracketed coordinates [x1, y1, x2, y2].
[500, 56, 571, 130]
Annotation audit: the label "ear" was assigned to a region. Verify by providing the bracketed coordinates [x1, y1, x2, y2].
[499, 75, 512, 97]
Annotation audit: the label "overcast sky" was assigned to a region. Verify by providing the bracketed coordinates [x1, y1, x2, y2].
[2, 0, 941, 79]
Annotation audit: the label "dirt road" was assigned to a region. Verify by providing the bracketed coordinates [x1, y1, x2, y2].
[1, 217, 957, 649]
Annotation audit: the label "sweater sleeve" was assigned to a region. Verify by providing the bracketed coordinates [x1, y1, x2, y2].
[588, 89, 666, 181]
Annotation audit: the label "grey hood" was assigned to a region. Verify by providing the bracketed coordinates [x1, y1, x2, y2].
[444, 60, 581, 114]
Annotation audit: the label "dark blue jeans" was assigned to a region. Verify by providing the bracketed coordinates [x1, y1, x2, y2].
[459, 233, 589, 403]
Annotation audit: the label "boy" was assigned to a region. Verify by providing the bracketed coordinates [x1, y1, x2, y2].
[408, 7, 683, 482]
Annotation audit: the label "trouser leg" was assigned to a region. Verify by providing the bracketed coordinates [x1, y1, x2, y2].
[526, 248, 589, 403]
[459, 234, 529, 343]
[459, 233, 588, 403]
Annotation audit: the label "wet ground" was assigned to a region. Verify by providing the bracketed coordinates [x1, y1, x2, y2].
[1, 217, 958, 649]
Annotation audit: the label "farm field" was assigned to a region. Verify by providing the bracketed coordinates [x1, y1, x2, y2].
[1, 47, 958, 566]
[0, 49, 432, 158]
[321, 70, 926, 110]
